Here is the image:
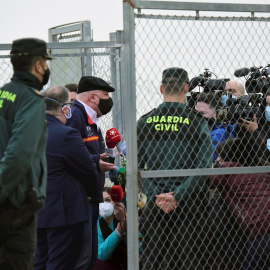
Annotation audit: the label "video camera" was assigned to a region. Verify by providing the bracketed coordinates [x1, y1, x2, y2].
[234, 64, 270, 94]
[187, 68, 230, 108]
[188, 68, 230, 93]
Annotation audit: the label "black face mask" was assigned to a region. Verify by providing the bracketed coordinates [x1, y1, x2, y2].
[97, 97, 113, 115]
[42, 68, 50, 86]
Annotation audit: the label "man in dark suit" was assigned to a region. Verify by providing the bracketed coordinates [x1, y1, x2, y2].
[66, 76, 115, 269]
[34, 86, 115, 270]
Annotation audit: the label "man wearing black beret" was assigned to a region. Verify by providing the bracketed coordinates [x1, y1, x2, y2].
[66, 76, 115, 269]
[0, 38, 54, 269]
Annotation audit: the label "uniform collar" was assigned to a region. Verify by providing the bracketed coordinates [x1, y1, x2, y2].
[12, 71, 43, 90]
[158, 102, 186, 109]
[76, 99, 99, 128]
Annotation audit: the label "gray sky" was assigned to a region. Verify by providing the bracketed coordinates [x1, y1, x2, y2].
[1, 0, 269, 44]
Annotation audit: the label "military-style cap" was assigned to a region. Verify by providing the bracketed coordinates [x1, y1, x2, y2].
[78, 76, 115, 94]
[10, 38, 55, 59]
[162, 67, 189, 83]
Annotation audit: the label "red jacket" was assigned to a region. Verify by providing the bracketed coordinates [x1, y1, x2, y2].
[211, 161, 270, 240]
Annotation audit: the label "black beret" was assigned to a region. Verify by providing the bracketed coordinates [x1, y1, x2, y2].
[10, 38, 55, 59]
[162, 67, 189, 83]
[78, 76, 115, 93]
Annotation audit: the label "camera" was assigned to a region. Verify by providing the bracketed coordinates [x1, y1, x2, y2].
[234, 64, 270, 94]
[188, 68, 230, 92]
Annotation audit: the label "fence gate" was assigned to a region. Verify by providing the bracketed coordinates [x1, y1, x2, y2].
[121, 1, 270, 269]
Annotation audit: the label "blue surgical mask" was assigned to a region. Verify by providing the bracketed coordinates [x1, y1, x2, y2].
[221, 95, 228, 106]
[62, 106, 73, 119]
[267, 139, 270, 151]
[265, 106, 270, 122]
[232, 95, 238, 100]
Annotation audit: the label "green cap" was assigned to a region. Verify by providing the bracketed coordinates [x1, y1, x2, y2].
[10, 38, 55, 59]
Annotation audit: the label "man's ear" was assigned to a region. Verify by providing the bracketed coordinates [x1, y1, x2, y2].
[34, 60, 44, 75]
[88, 92, 96, 102]
[160, 85, 163, 95]
[183, 84, 189, 95]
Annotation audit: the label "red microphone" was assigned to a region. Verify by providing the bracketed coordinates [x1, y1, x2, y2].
[105, 128, 122, 153]
[110, 185, 123, 202]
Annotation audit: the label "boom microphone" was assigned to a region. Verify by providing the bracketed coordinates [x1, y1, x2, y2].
[234, 67, 250, 77]
[105, 128, 122, 153]
[110, 185, 123, 202]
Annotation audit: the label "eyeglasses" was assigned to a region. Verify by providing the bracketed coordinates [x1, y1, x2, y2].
[227, 89, 236, 93]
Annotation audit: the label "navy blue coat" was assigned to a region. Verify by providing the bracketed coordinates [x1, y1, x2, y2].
[37, 115, 99, 228]
[67, 100, 105, 203]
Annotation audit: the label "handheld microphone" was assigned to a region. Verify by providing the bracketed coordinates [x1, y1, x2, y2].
[105, 128, 122, 153]
[116, 167, 126, 185]
[110, 185, 123, 202]
[120, 141, 126, 157]
[234, 67, 250, 77]
[109, 166, 119, 183]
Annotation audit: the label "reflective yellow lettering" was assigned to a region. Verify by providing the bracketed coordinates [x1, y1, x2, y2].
[160, 116, 166, 123]
[0, 100, 3, 108]
[167, 116, 172, 123]
[173, 116, 179, 123]
[146, 117, 152, 123]
[179, 117, 183, 123]
[0, 90, 2, 96]
[10, 94, 16, 102]
[183, 118, 189, 124]
[174, 124, 179, 131]
[165, 124, 171, 131]
[153, 116, 159, 123]
[160, 124, 164, 131]
[155, 124, 160, 131]
[1, 91, 6, 98]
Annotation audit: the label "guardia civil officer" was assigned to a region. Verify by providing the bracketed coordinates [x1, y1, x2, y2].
[0, 38, 53, 269]
[137, 67, 213, 270]
[66, 76, 115, 269]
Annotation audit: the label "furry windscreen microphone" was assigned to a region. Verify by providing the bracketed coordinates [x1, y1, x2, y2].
[105, 128, 121, 152]
[110, 185, 123, 202]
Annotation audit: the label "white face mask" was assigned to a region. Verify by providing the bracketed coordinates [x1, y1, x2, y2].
[99, 202, 114, 218]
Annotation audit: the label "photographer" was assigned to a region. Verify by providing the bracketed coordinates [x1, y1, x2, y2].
[195, 92, 229, 162]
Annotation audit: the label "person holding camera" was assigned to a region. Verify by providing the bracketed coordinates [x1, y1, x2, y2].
[195, 92, 229, 162]
[0, 38, 53, 270]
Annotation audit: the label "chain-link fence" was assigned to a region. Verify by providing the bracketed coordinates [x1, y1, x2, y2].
[121, 1, 270, 270]
[0, 41, 122, 142]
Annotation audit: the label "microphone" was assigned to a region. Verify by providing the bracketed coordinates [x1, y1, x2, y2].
[109, 166, 119, 183]
[116, 167, 126, 186]
[234, 67, 250, 77]
[110, 185, 123, 202]
[105, 128, 122, 153]
[120, 141, 126, 157]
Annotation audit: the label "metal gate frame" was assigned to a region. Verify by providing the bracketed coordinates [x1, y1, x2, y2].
[121, 2, 270, 269]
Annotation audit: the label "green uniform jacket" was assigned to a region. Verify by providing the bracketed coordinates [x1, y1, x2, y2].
[0, 71, 47, 208]
[137, 102, 212, 214]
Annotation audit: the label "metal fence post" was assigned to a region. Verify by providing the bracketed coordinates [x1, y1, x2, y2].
[122, 2, 139, 270]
